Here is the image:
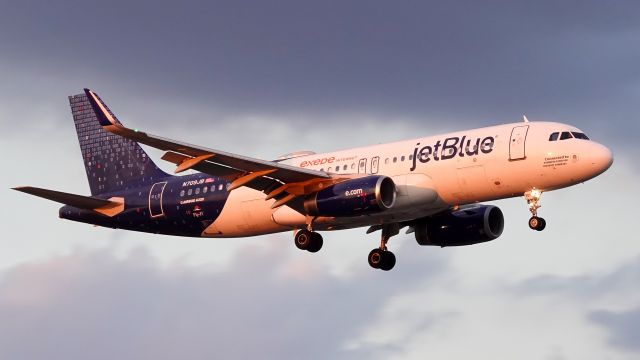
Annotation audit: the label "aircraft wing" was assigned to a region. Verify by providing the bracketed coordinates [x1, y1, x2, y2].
[84, 89, 341, 207]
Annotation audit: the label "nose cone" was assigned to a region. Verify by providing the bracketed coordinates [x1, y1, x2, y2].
[590, 143, 613, 176]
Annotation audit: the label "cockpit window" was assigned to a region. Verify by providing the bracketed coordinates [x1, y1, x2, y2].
[571, 132, 590, 140]
[560, 131, 573, 140]
[549, 132, 559, 141]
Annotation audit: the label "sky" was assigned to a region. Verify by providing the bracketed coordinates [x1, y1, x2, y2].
[1, 0, 639, 359]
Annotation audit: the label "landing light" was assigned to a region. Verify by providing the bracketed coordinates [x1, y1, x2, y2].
[530, 188, 542, 198]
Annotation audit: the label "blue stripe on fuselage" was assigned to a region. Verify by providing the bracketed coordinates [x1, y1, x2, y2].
[59, 173, 231, 237]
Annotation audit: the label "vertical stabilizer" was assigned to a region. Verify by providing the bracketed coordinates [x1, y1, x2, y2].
[68, 92, 169, 195]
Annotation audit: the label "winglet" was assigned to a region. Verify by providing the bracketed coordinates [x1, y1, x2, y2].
[84, 88, 121, 127]
[523, 115, 529, 123]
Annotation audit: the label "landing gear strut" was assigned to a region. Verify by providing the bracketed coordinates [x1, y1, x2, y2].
[368, 224, 399, 271]
[525, 189, 546, 231]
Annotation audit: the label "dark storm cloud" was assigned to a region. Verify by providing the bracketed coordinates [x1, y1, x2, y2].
[0, 243, 448, 360]
[1, 0, 638, 137]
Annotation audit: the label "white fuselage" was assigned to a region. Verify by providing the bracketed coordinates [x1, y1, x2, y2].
[204, 121, 613, 237]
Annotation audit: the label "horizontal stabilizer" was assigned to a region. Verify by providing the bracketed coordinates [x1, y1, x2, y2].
[13, 186, 125, 217]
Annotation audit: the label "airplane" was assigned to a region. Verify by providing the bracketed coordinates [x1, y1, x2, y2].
[13, 89, 613, 271]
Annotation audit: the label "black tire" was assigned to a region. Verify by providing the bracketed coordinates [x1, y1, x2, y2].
[528, 216, 540, 230]
[307, 232, 323, 253]
[368, 248, 384, 269]
[380, 251, 396, 271]
[295, 229, 312, 250]
[537, 217, 546, 231]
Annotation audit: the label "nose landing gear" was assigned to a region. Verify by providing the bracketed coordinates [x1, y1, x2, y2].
[525, 189, 546, 231]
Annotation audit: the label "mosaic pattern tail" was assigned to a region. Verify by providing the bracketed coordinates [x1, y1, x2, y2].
[68, 93, 170, 195]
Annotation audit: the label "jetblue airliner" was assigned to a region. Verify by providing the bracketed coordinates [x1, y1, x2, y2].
[14, 89, 613, 270]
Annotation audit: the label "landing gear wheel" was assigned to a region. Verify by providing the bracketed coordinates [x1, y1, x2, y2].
[368, 248, 385, 269]
[295, 230, 323, 252]
[368, 249, 396, 271]
[528, 216, 546, 231]
[379, 251, 396, 271]
[294, 229, 313, 250]
[537, 217, 546, 231]
[307, 232, 323, 253]
[525, 189, 547, 231]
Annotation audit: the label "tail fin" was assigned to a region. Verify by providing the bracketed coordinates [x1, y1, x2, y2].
[68, 91, 169, 195]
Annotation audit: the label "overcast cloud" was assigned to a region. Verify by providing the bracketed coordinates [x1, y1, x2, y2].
[1, 0, 639, 359]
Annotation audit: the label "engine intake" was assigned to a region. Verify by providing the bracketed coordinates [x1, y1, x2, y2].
[414, 205, 504, 246]
[304, 175, 396, 217]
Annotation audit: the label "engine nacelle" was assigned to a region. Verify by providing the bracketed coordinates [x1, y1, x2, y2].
[304, 175, 396, 217]
[414, 205, 504, 246]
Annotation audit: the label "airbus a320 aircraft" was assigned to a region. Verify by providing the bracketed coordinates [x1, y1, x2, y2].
[14, 89, 613, 270]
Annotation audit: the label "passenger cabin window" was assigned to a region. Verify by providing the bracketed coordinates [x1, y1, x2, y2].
[393, 157, 397, 163]
[343, 164, 347, 170]
[335, 165, 340, 172]
[571, 132, 590, 140]
[549, 132, 559, 141]
[560, 131, 573, 140]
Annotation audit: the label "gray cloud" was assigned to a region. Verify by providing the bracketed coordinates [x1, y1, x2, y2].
[1, 0, 638, 142]
[510, 255, 640, 299]
[508, 255, 640, 354]
[589, 308, 640, 353]
[1, 2, 639, 358]
[0, 243, 448, 360]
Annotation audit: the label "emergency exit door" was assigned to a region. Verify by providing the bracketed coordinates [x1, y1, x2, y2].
[509, 125, 529, 161]
[358, 158, 367, 173]
[371, 156, 380, 174]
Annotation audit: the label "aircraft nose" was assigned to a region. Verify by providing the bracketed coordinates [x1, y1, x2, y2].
[590, 143, 613, 175]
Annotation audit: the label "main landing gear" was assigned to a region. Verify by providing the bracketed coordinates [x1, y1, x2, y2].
[368, 224, 399, 271]
[294, 229, 323, 253]
[525, 189, 546, 231]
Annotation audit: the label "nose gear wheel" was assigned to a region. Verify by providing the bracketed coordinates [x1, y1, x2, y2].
[524, 189, 546, 231]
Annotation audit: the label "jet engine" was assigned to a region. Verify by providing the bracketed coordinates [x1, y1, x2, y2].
[304, 175, 396, 217]
[414, 205, 504, 246]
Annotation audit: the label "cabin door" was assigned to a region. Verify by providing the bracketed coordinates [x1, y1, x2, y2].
[149, 182, 167, 218]
[509, 125, 529, 161]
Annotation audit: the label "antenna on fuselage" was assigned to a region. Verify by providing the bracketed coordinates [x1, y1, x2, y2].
[523, 115, 530, 123]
